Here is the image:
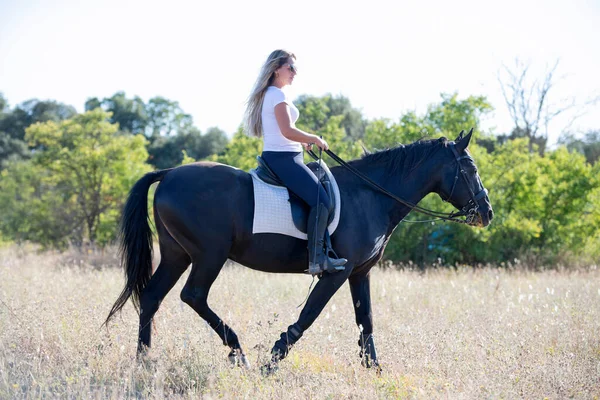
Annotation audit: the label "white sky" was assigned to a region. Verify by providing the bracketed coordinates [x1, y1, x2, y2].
[1, 0, 599, 145]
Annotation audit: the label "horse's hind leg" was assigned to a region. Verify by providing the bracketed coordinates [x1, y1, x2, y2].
[138, 234, 190, 354]
[180, 249, 249, 367]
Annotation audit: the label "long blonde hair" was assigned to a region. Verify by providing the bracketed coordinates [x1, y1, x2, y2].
[244, 49, 296, 137]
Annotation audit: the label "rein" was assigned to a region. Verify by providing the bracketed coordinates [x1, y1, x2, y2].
[307, 144, 488, 225]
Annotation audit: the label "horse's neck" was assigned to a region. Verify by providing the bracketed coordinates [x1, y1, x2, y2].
[348, 156, 437, 233]
[388, 179, 432, 227]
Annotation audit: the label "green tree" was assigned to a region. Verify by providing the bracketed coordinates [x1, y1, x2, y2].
[363, 118, 406, 150]
[148, 126, 228, 169]
[0, 93, 7, 112]
[559, 130, 600, 165]
[308, 115, 363, 163]
[86, 92, 148, 135]
[15, 109, 152, 246]
[0, 98, 77, 168]
[197, 127, 228, 159]
[0, 160, 77, 247]
[148, 130, 196, 169]
[145, 96, 193, 139]
[581, 163, 600, 260]
[0, 132, 29, 169]
[535, 147, 596, 262]
[476, 139, 600, 266]
[295, 94, 367, 139]
[425, 93, 492, 138]
[209, 127, 262, 171]
[0, 99, 77, 141]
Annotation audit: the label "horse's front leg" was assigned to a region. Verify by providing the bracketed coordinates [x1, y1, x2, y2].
[264, 266, 353, 372]
[349, 271, 381, 372]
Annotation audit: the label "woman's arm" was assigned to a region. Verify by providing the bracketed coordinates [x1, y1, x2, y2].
[274, 103, 329, 150]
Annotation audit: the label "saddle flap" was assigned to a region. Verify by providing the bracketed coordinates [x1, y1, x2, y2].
[249, 159, 341, 239]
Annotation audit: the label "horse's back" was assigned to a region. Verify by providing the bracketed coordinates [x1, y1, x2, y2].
[153, 162, 253, 254]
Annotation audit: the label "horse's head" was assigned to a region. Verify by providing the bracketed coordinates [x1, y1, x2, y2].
[436, 129, 493, 227]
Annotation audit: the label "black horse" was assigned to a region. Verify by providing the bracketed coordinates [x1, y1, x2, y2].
[105, 130, 493, 370]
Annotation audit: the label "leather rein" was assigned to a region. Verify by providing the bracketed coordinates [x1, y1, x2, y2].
[307, 143, 488, 225]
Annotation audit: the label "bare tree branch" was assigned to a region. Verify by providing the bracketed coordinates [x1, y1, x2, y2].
[497, 58, 593, 155]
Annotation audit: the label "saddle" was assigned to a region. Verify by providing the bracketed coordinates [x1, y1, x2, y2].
[252, 156, 336, 234]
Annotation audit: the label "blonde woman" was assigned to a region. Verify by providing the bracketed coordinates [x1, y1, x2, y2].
[244, 49, 347, 275]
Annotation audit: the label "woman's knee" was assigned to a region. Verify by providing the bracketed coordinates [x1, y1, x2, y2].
[317, 188, 331, 210]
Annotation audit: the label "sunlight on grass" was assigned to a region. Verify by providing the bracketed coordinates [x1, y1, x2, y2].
[0, 247, 599, 398]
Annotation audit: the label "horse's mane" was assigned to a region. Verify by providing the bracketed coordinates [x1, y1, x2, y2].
[348, 137, 449, 177]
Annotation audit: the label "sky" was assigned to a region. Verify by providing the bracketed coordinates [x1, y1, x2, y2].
[1, 0, 599, 145]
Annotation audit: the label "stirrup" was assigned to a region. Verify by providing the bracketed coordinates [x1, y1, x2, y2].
[307, 256, 347, 275]
[324, 255, 347, 273]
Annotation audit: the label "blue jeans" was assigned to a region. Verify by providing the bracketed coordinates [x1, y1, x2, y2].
[261, 151, 330, 209]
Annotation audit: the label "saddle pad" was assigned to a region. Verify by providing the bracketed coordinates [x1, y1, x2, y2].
[249, 162, 341, 240]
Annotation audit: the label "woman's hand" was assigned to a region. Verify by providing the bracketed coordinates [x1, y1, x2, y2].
[313, 136, 329, 151]
[302, 143, 313, 151]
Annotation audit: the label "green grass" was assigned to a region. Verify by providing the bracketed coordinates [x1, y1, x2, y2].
[1, 247, 599, 399]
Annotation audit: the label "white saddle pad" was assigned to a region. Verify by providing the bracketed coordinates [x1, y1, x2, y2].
[249, 162, 341, 240]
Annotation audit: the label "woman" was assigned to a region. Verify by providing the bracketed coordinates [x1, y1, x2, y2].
[244, 49, 347, 275]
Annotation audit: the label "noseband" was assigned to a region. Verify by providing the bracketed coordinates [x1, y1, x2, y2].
[445, 144, 489, 225]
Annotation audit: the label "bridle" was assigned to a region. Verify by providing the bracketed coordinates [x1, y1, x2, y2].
[444, 144, 489, 225]
[307, 141, 489, 226]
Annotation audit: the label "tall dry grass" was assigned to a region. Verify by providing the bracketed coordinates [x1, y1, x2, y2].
[0, 246, 599, 399]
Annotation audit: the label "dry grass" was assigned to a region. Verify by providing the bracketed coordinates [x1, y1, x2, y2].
[1, 246, 599, 399]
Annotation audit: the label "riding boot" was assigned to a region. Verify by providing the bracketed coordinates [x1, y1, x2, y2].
[307, 203, 347, 275]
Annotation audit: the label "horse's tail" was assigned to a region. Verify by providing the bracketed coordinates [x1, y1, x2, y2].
[103, 168, 171, 327]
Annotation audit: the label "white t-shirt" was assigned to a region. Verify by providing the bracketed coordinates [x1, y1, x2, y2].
[261, 86, 302, 152]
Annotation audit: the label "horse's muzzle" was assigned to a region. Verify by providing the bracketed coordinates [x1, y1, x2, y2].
[476, 203, 493, 227]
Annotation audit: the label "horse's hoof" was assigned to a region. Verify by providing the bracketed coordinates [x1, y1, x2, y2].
[361, 358, 383, 376]
[240, 353, 251, 369]
[260, 362, 279, 377]
[136, 345, 151, 362]
[228, 349, 251, 369]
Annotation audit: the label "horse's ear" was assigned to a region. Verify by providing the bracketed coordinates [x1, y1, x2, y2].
[456, 128, 474, 152]
[360, 142, 371, 156]
[455, 130, 465, 142]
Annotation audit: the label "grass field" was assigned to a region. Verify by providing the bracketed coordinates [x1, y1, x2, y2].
[1, 246, 599, 399]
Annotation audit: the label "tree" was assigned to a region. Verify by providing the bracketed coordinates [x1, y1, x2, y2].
[209, 127, 262, 171]
[0, 98, 77, 141]
[148, 126, 228, 169]
[0, 93, 7, 112]
[145, 96, 193, 139]
[0, 98, 77, 168]
[313, 115, 363, 163]
[19, 109, 152, 246]
[197, 127, 228, 159]
[425, 93, 493, 139]
[86, 92, 148, 135]
[498, 59, 598, 154]
[0, 160, 74, 246]
[558, 130, 600, 165]
[0, 133, 29, 169]
[295, 94, 367, 140]
[363, 118, 405, 150]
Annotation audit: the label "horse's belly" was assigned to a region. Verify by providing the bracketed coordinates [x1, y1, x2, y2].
[229, 233, 309, 274]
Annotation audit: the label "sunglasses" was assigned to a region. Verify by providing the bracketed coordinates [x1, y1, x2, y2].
[285, 63, 298, 74]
